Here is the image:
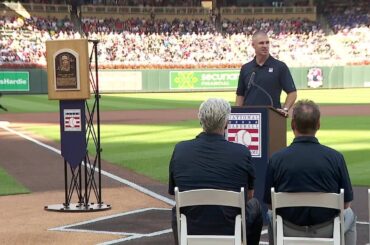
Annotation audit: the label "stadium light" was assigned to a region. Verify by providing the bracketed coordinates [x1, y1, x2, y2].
[201, 0, 212, 9]
[3, 1, 30, 19]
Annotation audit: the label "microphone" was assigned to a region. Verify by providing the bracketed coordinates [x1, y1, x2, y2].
[247, 70, 256, 90]
[249, 70, 274, 108]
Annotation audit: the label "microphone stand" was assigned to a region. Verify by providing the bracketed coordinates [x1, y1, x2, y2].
[247, 72, 256, 90]
[250, 80, 273, 108]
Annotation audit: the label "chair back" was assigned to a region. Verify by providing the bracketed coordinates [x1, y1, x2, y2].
[271, 187, 344, 245]
[175, 187, 246, 245]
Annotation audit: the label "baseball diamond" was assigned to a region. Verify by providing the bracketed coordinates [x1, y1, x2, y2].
[0, 104, 369, 244]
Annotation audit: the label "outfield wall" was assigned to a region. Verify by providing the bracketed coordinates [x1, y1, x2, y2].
[1, 66, 369, 94]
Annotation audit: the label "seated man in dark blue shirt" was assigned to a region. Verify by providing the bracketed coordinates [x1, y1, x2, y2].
[169, 98, 263, 245]
[263, 99, 357, 245]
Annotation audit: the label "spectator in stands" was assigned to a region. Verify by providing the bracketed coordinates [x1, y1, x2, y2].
[263, 99, 357, 245]
[235, 30, 297, 116]
[169, 98, 263, 245]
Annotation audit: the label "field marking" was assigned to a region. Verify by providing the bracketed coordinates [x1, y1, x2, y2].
[50, 207, 170, 231]
[50, 208, 173, 244]
[98, 229, 173, 245]
[0, 121, 61, 154]
[0, 122, 175, 206]
[50, 207, 170, 234]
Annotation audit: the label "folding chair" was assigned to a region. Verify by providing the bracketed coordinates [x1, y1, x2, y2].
[271, 187, 344, 245]
[175, 187, 246, 245]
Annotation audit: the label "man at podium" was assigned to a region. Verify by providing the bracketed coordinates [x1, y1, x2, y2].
[235, 31, 297, 117]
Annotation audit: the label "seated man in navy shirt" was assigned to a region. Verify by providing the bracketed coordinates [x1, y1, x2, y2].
[169, 98, 263, 245]
[263, 99, 357, 245]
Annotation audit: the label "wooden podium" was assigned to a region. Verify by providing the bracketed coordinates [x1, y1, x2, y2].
[227, 106, 286, 221]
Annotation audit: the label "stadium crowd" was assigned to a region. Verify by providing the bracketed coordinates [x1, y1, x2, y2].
[0, 12, 369, 69]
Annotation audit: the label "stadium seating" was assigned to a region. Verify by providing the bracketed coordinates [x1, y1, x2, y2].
[1, 1, 369, 69]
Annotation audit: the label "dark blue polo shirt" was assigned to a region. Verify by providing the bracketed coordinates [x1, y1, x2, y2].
[236, 56, 296, 108]
[169, 132, 255, 235]
[263, 136, 353, 226]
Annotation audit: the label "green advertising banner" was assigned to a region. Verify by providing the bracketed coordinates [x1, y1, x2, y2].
[170, 70, 239, 90]
[0, 72, 30, 91]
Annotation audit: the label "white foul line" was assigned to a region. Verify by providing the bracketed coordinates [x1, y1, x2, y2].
[1, 122, 61, 155]
[0, 122, 175, 206]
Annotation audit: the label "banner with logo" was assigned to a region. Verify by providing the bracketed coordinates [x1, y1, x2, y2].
[170, 70, 239, 90]
[226, 113, 262, 158]
[60, 100, 86, 169]
[0, 72, 30, 91]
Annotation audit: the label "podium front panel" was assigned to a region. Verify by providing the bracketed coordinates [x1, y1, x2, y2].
[227, 106, 286, 223]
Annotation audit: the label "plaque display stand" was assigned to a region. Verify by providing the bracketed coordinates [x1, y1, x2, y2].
[45, 40, 111, 212]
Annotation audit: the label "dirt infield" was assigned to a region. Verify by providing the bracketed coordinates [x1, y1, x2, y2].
[1, 104, 370, 125]
[0, 105, 369, 244]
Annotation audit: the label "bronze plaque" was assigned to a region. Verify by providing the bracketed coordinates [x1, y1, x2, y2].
[55, 52, 79, 90]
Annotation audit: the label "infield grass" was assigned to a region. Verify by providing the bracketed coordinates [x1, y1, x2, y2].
[1, 88, 370, 192]
[24, 115, 370, 186]
[0, 88, 369, 113]
[0, 166, 29, 196]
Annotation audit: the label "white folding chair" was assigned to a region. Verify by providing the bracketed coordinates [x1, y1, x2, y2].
[174, 187, 246, 245]
[271, 187, 344, 245]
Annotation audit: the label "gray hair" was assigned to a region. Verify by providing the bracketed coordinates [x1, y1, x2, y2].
[198, 98, 231, 133]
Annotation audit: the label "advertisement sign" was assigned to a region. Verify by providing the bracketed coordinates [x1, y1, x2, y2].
[99, 71, 142, 92]
[170, 70, 238, 90]
[307, 67, 323, 88]
[0, 72, 30, 91]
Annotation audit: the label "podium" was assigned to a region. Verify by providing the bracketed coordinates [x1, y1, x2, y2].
[226, 106, 286, 220]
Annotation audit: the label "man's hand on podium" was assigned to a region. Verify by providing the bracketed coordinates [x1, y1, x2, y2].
[276, 108, 289, 117]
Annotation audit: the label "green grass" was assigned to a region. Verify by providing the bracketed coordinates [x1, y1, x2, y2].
[25, 115, 370, 186]
[1, 88, 370, 196]
[1, 88, 369, 113]
[0, 166, 29, 196]
[283, 88, 370, 105]
[25, 121, 199, 183]
[0, 95, 59, 113]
